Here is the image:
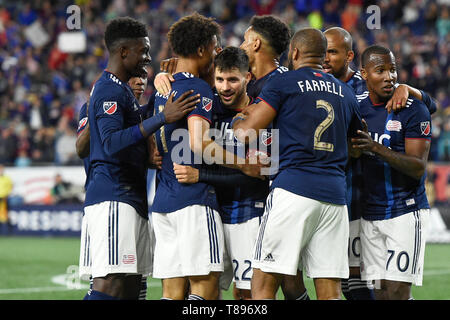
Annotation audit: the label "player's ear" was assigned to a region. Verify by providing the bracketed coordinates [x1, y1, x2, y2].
[253, 37, 261, 52]
[360, 67, 368, 80]
[120, 46, 128, 60]
[245, 71, 252, 83]
[347, 50, 355, 64]
[197, 45, 205, 58]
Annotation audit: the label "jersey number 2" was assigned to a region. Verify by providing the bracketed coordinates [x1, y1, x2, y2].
[314, 100, 334, 152]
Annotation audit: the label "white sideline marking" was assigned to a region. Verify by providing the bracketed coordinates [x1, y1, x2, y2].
[0, 274, 162, 294]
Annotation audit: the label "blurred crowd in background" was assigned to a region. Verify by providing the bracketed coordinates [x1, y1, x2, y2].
[0, 0, 449, 168]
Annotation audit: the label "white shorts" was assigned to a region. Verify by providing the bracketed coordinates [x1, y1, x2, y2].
[360, 209, 429, 286]
[152, 205, 224, 279]
[220, 216, 261, 291]
[253, 188, 349, 279]
[348, 218, 362, 268]
[79, 201, 152, 279]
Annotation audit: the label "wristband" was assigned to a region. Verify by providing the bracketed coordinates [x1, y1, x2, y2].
[230, 116, 245, 129]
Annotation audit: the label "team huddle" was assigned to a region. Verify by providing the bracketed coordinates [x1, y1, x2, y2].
[76, 13, 435, 300]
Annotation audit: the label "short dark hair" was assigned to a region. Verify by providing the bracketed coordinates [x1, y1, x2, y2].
[214, 47, 249, 73]
[249, 15, 291, 56]
[104, 17, 148, 53]
[168, 12, 221, 57]
[361, 45, 392, 68]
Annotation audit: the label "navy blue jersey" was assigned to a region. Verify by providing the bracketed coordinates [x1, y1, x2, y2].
[210, 94, 268, 223]
[344, 70, 367, 221]
[152, 72, 218, 213]
[257, 67, 362, 205]
[346, 70, 368, 96]
[77, 102, 90, 192]
[247, 65, 289, 99]
[85, 70, 149, 219]
[358, 96, 431, 220]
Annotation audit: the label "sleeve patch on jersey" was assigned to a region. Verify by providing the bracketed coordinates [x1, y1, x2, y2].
[261, 131, 272, 146]
[103, 101, 118, 115]
[78, 117, 88, 130]
[202, 97, 212, 112]
[386, 120, 402, 132]
[420, 121, 431, 136]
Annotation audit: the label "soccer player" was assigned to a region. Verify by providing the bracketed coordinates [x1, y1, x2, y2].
[232, 28, 362, 300]
[239, 14, 309, 301]
[351, 45, 431, 300]
[323, 27, 437, 300]
[171, 47, 267, 300]
[151, 13, 225, 301]
[76, 76, 175, 300]
[78, 17, 196, 300]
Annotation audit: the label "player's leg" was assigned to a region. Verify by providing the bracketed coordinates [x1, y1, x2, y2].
[303, 201, 349, 300]
[79, 201, 151, 300]
[225, 217, 260, 300]
[314, 278, 341, 300]
[347, 218, 375, 300]
[251, 268, 282, 299]
[252, 189, 312, 300]
[162, 277, 189, 300]
[381, 210, 429, 300]
[152, 211, 188, 299]
[281, 270, 310, 300]
[185, 206, 224, 300]
[189, 272, 221, 300]
[92, 273, 141, 299]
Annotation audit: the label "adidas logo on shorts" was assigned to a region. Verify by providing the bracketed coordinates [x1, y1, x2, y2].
[264, 253, 275, 262]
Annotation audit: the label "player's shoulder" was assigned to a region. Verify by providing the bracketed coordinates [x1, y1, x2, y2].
[92, 73, 127, 100]
[173, 72, 213, 94]
[402, 96, 429, 117]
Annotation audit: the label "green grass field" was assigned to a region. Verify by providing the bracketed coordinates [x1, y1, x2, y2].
[0, 236, 449, 300]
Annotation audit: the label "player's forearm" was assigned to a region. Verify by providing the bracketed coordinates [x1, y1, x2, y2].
[199, 165, 260, 187]
[370, 143, 426, 180]
[102, 114, 166, 156]
[196, 138, 244, 170]
[76, 124, 90, 159]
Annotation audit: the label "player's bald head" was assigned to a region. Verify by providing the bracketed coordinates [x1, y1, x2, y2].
[290, 28, 327, 59]
[324, 27, 353, 52]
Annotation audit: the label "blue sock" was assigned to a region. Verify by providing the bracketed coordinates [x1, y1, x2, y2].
[295, 290, 310, 300]
[341, 279, 353, 300]
[87, 290, 119, 300]
[139, 277, 147, 300]
[188, 294, 205, 300]
[348, 277, 375, 300]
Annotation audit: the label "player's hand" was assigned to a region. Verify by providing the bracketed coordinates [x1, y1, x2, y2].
[386, 84, 408, 113]
[351, 119, 376, 152]
[160, 57, 178, 74]
[147, 136, 162, 169]
[238, 154, 270, 180]
[163, 90, 200, 123]
[154, 72, 174, 96]
[173, 162, 199, 184]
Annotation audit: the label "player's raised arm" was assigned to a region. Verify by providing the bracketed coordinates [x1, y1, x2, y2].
[231, 100, 276, 144]
[188, 115, 266, 179]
